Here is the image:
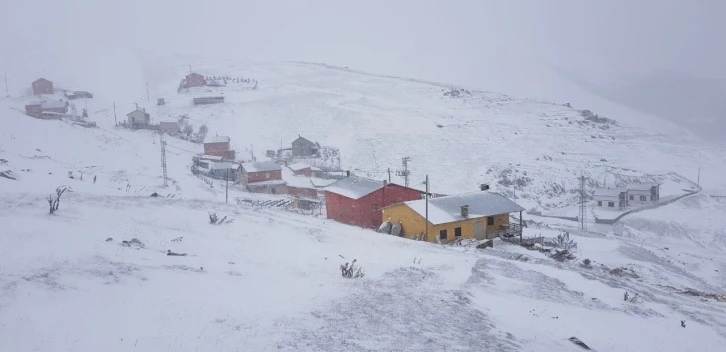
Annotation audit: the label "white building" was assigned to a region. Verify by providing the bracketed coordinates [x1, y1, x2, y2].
[627, 182, 660, 204]
[593, 187, 629, 209]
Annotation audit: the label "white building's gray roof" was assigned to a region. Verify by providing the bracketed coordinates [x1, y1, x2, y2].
[126, 109, 149, 117]
[210, 162, 235, 170]
[241, 161, 281, 173]
[594, 187, 627, 197]
[204, 136, 230, 144]
[325, 176, 384, 200]
[403, 192, 524, 225]
[627, 182, 660, 191]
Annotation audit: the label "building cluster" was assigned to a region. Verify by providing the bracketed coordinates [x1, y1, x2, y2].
[593, 182, 661, 209]
[23, 78, 95, 127]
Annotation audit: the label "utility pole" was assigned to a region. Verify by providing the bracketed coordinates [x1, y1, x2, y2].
[396, 157, 411, 187]
[146, 83, 150, 102]
[160, 135, 168, 187]
[579, 175, 587, 231]
[425, 175, 429, 242]
[4, 72, 8, 97]
[113, 102, 117, 125]
[387, 168, 392, 183]
[697, 167, 701, 188]
[225, 168, 229, 203]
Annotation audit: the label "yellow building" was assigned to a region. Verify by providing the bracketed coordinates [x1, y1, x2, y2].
[381, 191, 525, 243]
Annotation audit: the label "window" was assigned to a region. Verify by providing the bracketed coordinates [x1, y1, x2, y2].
[454, 227, 462, 237]
[487, 216, 494, 225]
[265, 172, 270, 179]
[608, 202, 615, 207]
[640, 196, 647, 201]
[597, 201, 602, 206]
[371, 203, 378, 211]
[439, 229, 448, 240]
[629, 195, 634, 200]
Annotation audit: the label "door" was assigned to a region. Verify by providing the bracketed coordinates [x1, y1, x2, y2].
[474, 223, 485, 240]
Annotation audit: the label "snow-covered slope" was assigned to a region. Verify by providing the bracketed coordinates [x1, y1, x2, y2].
[3, 53, 726, 351]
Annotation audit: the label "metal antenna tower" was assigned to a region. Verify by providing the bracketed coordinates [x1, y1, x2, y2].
[579, 175, 587, 231]
[160, 134, 168, 186]
[396, 157, 411, 187]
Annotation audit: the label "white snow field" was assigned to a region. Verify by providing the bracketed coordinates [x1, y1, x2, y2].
[2, 54, 726, 351]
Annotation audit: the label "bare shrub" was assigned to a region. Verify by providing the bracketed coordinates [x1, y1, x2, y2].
[209, 212, 219, 224]
[340, 259, 365, 278]
[581, 258, 592, 268]
[550, 249, 575, 262]
[47, 186, 68, 214]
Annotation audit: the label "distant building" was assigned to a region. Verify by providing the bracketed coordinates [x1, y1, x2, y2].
[325, 176, 424, 229]
[287, 162, 312, 177]
[627, 182, 660, 203]
[25, 102, 42, 117]
[238, 161, 287, 194]
[193, 96, 224, 105]
[209, 162, 237, 181]
[382, 192, 525, 243]
[291, 135, 320, 157]
[185, 73, 207, 88]
[594, 188, 629, 209]
[126, 108, 151, 130]
[65, 91, 93, 100]
[32, 78, 53, 95]
[159, 121, 179, 135]
[203, 136, 235, 160]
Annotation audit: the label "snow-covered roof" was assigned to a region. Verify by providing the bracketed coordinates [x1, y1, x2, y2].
[241, 161, 282, 173]
[310, 166, 322, 171]
[403, 192, 524, 225]
[199, 154, 223, 161]
[204, 136, 230, 144]
[325, 176, 384, 199]
[41, 101, 66, 109]
[210, 162, 235, 170]
[283, 168, 336, 189]
[627, 182, 660, 191]
[594, 187, 627, 197]
[288, 163, 311, 171]
[248, 179, 287, 186]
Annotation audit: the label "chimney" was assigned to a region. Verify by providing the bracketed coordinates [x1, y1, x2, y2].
[460, 205, 469, 218]
[480, 184, 490, 191]
[383, 180, 388, 186]
[346, 170, 350, 177]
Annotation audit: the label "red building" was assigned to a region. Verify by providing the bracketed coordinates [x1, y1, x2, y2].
[325, 176, 424, 229]
[41, 100, 68, 114]
[25, 102, 42, 117]
[203, 136, 235, 160]
[238, 161, 287, 194]
[32, 78, 54, 95]
[288, 186, 318, 198]
[185, 73, 207, 88]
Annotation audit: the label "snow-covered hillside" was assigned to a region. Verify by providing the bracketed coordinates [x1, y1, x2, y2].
[3, 53, 726, 351]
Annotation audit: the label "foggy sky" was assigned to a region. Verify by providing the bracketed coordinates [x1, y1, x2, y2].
[2, 0, 724, 138]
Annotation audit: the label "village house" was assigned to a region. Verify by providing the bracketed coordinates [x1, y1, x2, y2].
[627, 182, 661, 203]
[238, 161, 287, 194]
[185, 73, 207, 88]
[593, 187, 629, 209]
[203, 136, 235, 160]
[31, 78, 54, 95]
[283, 166, 336, 199]
[325, 176, 424, 229]
[126, 107, 151, 130]
[159, 121, 179, 135]
[209, 162, 237, 181]
[382, 192, 525, 244]
[292, 135, 320, 157]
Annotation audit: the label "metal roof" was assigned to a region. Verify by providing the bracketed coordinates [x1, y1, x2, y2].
[241, 161, 282, 173]
[210, 162, 235, 170]
[627, 182, 660, 191]
[204, 136, 230, 144]
[325, 176, 384, 200]
[593, 187, 627, 197]
[287, 163, 311, 171]
[403, 192, 524, 225]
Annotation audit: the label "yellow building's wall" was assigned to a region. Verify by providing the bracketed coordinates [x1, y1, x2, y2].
[382, 205, 511, 243]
